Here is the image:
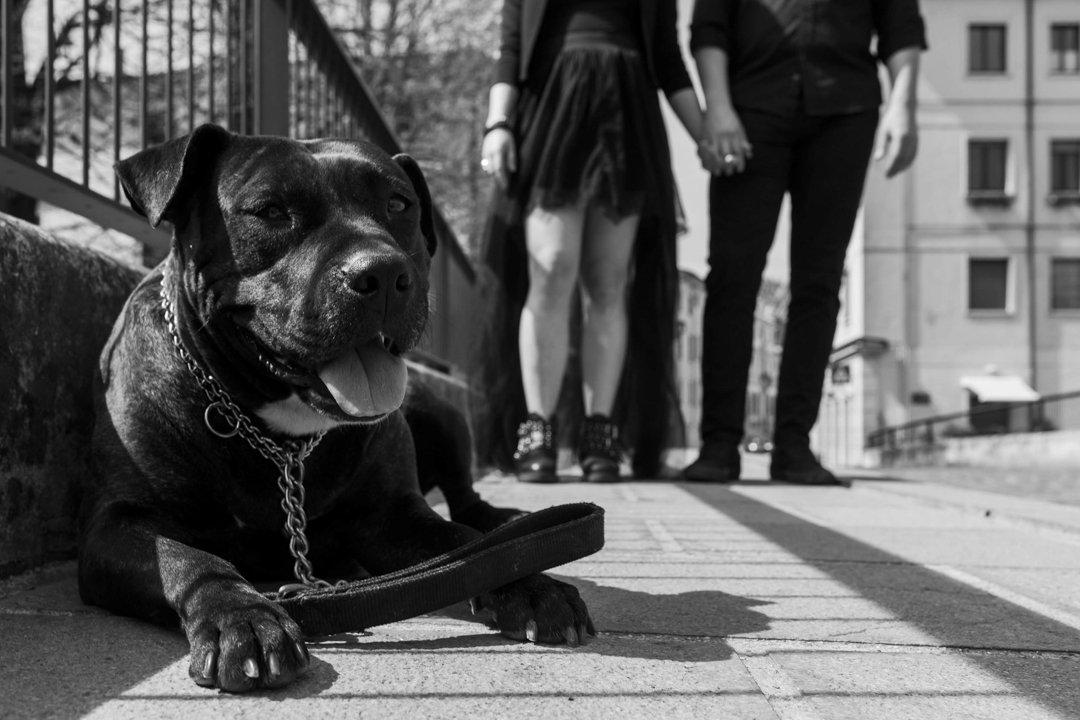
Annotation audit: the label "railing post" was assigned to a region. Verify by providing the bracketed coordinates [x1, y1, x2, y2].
[254, 0, 290, 136]
[1, 0, 11, 149]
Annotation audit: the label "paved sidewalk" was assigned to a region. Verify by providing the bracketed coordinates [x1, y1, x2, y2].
[876, 465, 1080, 508]
[4, 455, 1080, 719]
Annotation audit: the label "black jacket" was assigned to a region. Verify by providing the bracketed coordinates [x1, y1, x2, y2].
[691, 0, 928, 116]
[494, 0, 694, 96]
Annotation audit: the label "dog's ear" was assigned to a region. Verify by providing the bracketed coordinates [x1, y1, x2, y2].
[115, 123, 231, 228]
[393, 153, 437, 257]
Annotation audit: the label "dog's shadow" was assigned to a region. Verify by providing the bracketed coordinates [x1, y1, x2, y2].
[417, 575, 772, 662]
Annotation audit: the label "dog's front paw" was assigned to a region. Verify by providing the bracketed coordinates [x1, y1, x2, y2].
[185, 588, 309, 692]
[474, 573, 595, 646]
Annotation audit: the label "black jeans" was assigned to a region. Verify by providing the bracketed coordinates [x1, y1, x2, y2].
[700, 106, 879, 450]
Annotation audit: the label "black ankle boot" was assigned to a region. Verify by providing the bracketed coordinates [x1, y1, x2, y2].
[683, 440, 741, 483]
[579, 414, 622, 483]
[770, 444, 850, 487]
[514, 414, 558, 484]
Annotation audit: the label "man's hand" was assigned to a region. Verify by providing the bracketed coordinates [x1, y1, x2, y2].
[874, 103, 918, 178]
[876, 46, 922, 179]
[703, 104, 753, 176]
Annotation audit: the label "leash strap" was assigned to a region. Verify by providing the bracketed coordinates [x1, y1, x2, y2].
[264, 502, 605, 637]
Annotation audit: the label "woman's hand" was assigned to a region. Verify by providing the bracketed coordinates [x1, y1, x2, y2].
[696, 139, 725, 175]
[482, 128, 517, 190]
[703, 104, 752, 176]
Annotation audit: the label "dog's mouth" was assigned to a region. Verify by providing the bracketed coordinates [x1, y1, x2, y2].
[315, 335, 408, 419]
[241, 333, 310, 386]
[239, 328, 407, 420]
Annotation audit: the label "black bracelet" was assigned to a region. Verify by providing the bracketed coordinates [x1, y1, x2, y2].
[483, 120, 513, 137]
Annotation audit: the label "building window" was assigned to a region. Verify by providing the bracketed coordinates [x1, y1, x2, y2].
[969, 258, 1010, 311]
[968, 139, 1010, 203]
[1051, 259, 1080, 310]
[1051, 23, 1080, 73]
[969, 24, 1007, 74]
[1050, 140, 1080, 205]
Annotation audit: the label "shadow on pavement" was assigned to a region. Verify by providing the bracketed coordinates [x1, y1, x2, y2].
[0, 571, 342, 718]
[428, 574, 772, 663]
[681, 483, 1080, 716]
[0, 611, 188, 720]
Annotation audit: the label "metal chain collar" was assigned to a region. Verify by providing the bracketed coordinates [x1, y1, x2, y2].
[159, 266, 332, 593]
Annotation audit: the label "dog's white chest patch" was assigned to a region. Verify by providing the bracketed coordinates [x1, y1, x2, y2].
[256, 394, 345, 436]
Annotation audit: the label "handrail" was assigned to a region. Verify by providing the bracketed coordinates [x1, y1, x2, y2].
[867, 389, 1080, 449]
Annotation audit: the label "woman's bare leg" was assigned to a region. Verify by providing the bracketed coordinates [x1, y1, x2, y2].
[520, 202, 587, 417]
[578, 208, 639, 417]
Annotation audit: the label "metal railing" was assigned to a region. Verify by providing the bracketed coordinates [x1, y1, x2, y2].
[0, 0, 478, 371]
[867, 389, 1080, 452]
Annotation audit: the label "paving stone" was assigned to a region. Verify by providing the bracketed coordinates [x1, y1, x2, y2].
[774, 649, 1080, 720]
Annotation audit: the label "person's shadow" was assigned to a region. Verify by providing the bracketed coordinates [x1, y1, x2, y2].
[427, 574, 773, 662]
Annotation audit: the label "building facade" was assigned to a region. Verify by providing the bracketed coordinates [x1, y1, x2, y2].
[816, 0, 1080, 467]
[676, 271, 787, 449]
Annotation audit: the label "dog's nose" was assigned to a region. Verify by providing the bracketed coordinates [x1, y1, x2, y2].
[346, 255, 413, 300]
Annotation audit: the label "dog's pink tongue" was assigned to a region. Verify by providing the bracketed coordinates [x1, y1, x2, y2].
[318, 340, 407, 417]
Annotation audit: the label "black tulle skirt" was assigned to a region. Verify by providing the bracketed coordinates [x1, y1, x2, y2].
[473, 38, 684, 477]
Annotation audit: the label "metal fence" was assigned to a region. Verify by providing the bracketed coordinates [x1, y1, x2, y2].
[0, 0, 479, 371]
[867, 389, 1080, 456]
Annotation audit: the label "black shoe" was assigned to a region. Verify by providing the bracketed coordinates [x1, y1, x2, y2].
[683, 441, 741, 482]
[579, 414, 622, 483]
[514, 414, 558, 484]
[770, 445, 850, 487]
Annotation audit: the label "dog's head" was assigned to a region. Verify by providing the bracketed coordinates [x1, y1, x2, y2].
[116, 123, 438, 434]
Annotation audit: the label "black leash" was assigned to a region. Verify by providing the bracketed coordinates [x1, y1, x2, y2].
[263, 502, 605, 637]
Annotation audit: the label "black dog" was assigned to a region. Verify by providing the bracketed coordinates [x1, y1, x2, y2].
[78, 124, 593, 693]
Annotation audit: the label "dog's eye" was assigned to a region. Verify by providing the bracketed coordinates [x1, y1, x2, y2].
[255, 204, 288, 222]
[387, 195, 410, 215]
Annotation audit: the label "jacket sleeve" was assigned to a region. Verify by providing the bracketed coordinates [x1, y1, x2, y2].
[494, 0, 523, 86]
[652, 0, 694, 96]
[689, 0, 736, 55]
[873, 0, 929, 61]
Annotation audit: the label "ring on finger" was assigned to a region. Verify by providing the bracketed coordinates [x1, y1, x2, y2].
[481, 158, 491, 172]
[723, 153, 737, 164]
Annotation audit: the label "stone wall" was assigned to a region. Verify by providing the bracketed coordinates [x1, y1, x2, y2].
[866, 428, 1080, 469]
[0, 215, 143, 578]
[941, 429, 1080, 468]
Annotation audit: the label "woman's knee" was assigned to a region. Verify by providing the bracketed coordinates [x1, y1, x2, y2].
[526, 252, 578, 309]
[580, 261, 630, 310]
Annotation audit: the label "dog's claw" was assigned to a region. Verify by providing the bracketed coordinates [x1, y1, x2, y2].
[295, 641, 309, 669]
[586, 617, 597, 637]
[564, 625, 579, 647]
[202, 651, 216, 679]
[525, 619, 538, 643]
[243, 658, 259, 679]
[268, 652, 281, 677]
[469, 597, 483, 615]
